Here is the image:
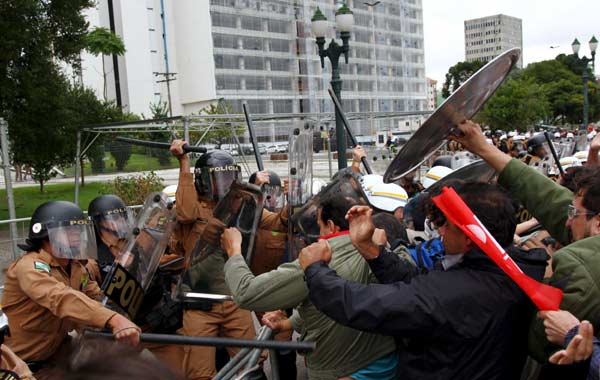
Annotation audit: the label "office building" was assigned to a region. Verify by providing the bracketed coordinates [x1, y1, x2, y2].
[464, 14, 523, 68]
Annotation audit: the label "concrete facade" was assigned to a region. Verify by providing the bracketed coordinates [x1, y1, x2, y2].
[81, 0, 428, 140]
[464, 14, 523, 68]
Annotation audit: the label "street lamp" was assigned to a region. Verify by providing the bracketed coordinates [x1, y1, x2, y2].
[311, 4, 354, 169]
[364, 1, 381, 137]
[571, 36, 597, 131]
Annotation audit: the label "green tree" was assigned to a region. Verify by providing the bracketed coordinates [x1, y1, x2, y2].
[0, 0, 94, 191]
[476, 78, 550, 131]
[193, 103, 246, 146]
[84, 27, 126, 100]
[146, 100, 173, 166]
[442, 60, 486, 98]
[522, 59, 600, 125]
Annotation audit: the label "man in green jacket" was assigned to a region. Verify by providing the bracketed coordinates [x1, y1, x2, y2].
[220, 196, 401, 380]
[453, 120, 600, 361]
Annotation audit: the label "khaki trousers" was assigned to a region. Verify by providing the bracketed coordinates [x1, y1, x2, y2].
[179, 301, 256, 380]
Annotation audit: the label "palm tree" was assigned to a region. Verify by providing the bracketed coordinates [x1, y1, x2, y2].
[84, 27, 126, 101]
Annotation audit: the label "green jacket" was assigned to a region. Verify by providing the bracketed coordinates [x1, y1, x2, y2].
[224, 234, 397, 380]
[499, 159, 600, 361]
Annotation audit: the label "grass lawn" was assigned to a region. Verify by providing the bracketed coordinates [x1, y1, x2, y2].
[63, 153, 179, 176]
[0, 182, 105, 223]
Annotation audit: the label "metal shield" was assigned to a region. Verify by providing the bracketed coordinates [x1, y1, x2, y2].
[425, 160, 497, 195]
[101, 193, 176, 319]
[178, 182, 264, 301]
[383, 48, 521, 183]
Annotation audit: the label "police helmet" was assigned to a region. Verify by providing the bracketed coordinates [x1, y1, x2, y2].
[19, 201, 97, 260]
[194, 150, 242, 202]
[432, 155, 453, 169]
[88, 195, 131, 240]
[527, 134, 546, 156]
[248, 171, 282, 188]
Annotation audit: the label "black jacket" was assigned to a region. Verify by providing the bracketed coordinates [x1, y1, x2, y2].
[304, 245, 548, 380]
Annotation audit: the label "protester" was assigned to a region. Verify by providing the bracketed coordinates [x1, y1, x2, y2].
[299, 182, 548, 380]
[452, 120, 600, 361]
[220, 195, 399, 380]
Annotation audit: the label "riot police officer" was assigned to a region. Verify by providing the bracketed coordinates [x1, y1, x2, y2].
[87, 194, 132, 283]
[1, 201, 140, 379]
[170, 140, 257, 380]
[523, 133, 548, 165]
[247, 170, 296, 379]
[87, 194, 184, 372]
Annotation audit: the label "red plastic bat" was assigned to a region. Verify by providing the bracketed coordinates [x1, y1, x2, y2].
[432, 186, 563, 311]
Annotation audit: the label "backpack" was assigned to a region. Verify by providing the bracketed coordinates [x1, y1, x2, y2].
[406, 238, 445, 270]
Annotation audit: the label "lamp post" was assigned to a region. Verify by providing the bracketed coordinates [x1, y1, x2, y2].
[364, 1, 381, 137]
[311, 4, 354, 169]
[571, 36, 597, 131]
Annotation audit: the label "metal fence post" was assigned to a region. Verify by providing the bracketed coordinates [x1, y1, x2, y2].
[0, 118, 19, 260]
[74, 129, 81, 205]
[183, 116, 190, 143]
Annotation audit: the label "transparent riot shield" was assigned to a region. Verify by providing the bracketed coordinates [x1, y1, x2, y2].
[450, 151, 479, 170]
[289, 172, 368, 260]
[287, 124, 314, 261]
[178, 182, 264, 302]
[101, 193, 176, 319]
[288, 124, 313, 207]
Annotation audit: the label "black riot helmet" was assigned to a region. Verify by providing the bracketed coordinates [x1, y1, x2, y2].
[249, 170, 282, 188]
[432, 155, 453, 169]
[527, 134, 547, 158]
[249, 170, 283, 211]
[88, 195, 132, 241]
[194, 150, 242, 202]
[19, 201, 97, 260]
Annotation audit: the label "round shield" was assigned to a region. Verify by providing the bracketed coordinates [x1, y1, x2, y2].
[383, 48, 521, 183]
[425, 160, 497, 195]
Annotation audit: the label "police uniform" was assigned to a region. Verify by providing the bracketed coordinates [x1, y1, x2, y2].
[250, 209, 287, 275]
[0, 344, 34, 380]
[2, 250, 116, 378]
[175, 171, 256, 380]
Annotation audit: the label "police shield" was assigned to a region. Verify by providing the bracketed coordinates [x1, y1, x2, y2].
[425, 160, 497, 195]
[384, 48, 521, 182]
[288, 124, 313, 208]
[178, 182, 264, 301]
[101, 193, 176, 319]
[289, 172, 368, 259]
[450, 151, 479, 170]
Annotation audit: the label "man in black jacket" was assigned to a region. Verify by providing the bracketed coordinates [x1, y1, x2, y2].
[298, 182, 549, 380]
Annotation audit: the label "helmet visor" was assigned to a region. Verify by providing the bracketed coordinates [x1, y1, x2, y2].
[263, 184, 284, 211]
[47, 219, 97, 260]
[196, 165, 242, 202]
[93, 208, 133, 240]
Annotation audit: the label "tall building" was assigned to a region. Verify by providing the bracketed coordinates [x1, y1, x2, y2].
[81, 0, 428, 141]
[426, 77, 437, 110]
[464, 14, 523, 68]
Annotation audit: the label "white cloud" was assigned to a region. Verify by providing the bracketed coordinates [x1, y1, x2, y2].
[424, 0, 600, 86]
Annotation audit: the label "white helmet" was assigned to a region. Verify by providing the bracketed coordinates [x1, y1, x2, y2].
[312, 179, 328, 195]
[162, 184, 177, 203]
[554, 132, 561, 138]
[423, 166, 453, 190]
[574, 151, 588, 162]
[567, 132, 575, 140]
[366, 182, 408, 212]
[360, 174, 384, 193]
[559, 156, 582, 170]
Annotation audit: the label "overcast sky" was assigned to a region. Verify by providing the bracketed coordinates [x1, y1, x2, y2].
[423, 0, 600, 87]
